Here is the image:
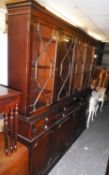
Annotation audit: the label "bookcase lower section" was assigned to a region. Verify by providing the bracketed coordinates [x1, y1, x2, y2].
[18, 91, 89, 175]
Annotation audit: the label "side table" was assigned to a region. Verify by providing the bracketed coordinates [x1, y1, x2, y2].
[0, 85, 21, 154]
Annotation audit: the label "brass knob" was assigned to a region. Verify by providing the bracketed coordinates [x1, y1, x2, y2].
[45, 117, 48, 121]
[62, 113, 65, 117]
[64, 107, 66, 111]
[44, 125, 48, 129]
[58, 123, 62, 128]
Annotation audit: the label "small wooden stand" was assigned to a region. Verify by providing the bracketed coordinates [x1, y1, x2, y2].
[0, 85, 28, 175]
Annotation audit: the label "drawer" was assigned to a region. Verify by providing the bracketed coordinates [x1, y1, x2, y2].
[44, 112, 63, 127]
[32, 119, 45, 136]
[32, 111, 63, 136]
[63, 102, 81, 116]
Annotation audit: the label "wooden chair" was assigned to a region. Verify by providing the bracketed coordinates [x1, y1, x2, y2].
[87, 87, 106, 128]
[97, 87, 106, 112]
[86, 90, 99, 128]
[91, 67, 109, 89]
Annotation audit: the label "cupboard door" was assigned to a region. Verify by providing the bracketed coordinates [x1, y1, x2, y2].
[54, 34, 75, 101]
[55, 116, 74, 152]
[79, 101, 87, 130]
[72, 40, 87, 93]
[66, 105, 82, 139]
[70, 110, 80, 138]
[30, 22, 58, 113]
[30, 130, 55, 175]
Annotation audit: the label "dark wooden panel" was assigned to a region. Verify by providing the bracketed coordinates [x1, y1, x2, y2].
[30, 130, 55, 175]
[8, 11, 31, 116]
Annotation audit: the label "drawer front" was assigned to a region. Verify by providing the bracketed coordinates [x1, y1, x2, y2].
[32, 111, 63, 136]
[63, 102, 81, 117]
[32, 119, 45, 136]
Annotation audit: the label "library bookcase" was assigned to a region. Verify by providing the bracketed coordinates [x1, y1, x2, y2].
[6, 0, 98, 174]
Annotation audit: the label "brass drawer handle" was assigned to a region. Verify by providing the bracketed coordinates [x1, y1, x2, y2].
[45, 117, 49, 121]
[62, 113, 65, 117]
[58, 123, 62, 128]
[44, 125, 48, 129]
[33, 142, 38, 148]
[64, 107, 66, 111]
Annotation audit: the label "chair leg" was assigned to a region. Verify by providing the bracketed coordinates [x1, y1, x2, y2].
[14, 104, 18, 150]
[4, 113, 9, 154]
[87, 111, 92, 128]
[95, 104, 99, 116]
[100, 101, 104, 112]
[91, 111, 94, 121]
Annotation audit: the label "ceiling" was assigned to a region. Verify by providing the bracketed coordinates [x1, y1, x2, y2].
[0, 0, 109, 42]
[36, 0, 109, 42]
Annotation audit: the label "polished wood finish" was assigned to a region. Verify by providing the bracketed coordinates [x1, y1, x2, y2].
[0, 85, 20, 110]
[19, 90, 90, 175]
[6, 0, 97, 174]
[0, 134, 29, 175]
[7, 0, 97, 116]
[0, 86, 29, 175]
[0, 85, 21, 154]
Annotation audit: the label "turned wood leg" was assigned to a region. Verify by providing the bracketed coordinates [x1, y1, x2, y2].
[4, 113, 9, 154]
[14, 104, 18, 150]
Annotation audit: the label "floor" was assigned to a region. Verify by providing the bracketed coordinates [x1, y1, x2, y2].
[49, 103, 109, 175]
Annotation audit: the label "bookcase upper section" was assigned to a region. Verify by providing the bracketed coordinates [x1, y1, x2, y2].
[6, 0, 97, 116]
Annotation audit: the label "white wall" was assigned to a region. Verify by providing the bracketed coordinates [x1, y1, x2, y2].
[0, 9, 8, 86]
[0, 33, 8, 86]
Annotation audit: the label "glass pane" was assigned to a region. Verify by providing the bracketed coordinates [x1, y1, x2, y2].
[30, 23, 58, 113]
[56, 34, 75, 100]
[72, 40, 87, 92]
[82, 45, 95, 89]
